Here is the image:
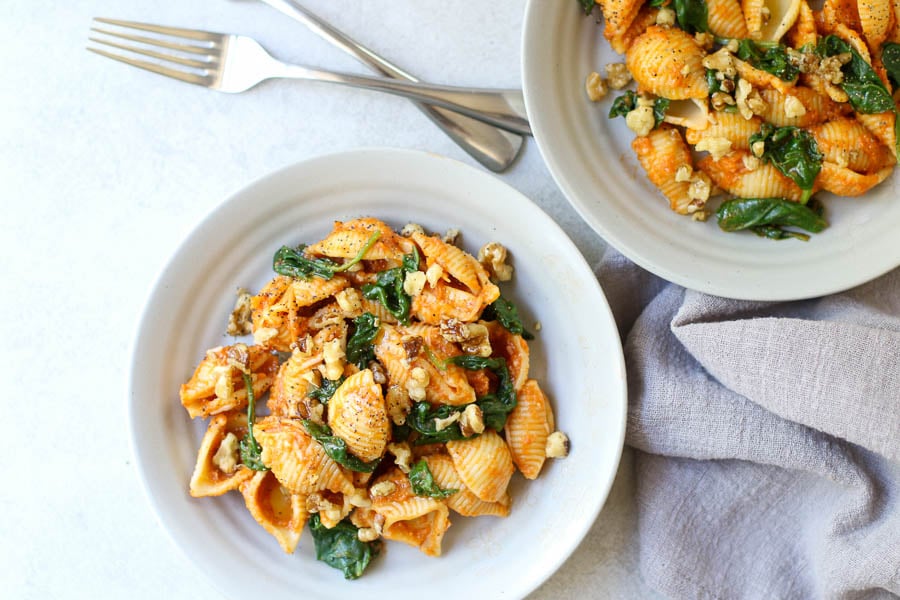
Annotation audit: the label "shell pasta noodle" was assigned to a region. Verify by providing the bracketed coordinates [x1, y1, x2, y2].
[177, 218, 569, 580]
[581, 0, 900, 240]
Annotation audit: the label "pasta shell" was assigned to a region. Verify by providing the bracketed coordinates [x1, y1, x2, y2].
[859, 0, 894, 51]
[626, 26, 708, 100]
[239, 470, 308, 554]
[410, 232, 498, 301]
[290, 276, 350, 309]
[485, 321, 530, 392]
[699, 151, 808, 201]
[305, 218, 414, 261]
[856, 112, 899, 162]
[424, 454, 511, 517]
[632, 125, 696, 214]
[267, 346, 323, 418]
[411, 280, 485, 324]
[180, 345, 278, 419]
[254, 416, 355, 496]
[707, 0, 750, 38]
[810, 117, 895, 173]
[822, 0, 862, 34]
[505, 380, 554, 480]
[686, 112, 763, 150]
[785, 0, 818, 48]
[734, 57, 796, 94]
[189, 412, 254, 497]
[327, 369, 390, 463]
[607, 5, 659, 55]
[757, 87, 851, 127]
[446, 431, 514, 503]
[816, 162, 895, 195]
[597, 0, 645, 40]
[250, 276, 305, 352]
[663, 99, 710, 131]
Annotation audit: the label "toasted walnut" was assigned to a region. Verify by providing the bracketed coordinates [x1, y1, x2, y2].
[212, 432, 240, 473]
[694, 137, 732, 161]
[534, 321, 542, 332]
[370, 480, 397, 498]
[306, 493, 342, 523]
[335, 288, 363, 314]
[434, 411, 461, 432]
[694, 32, 715, 50]
[357, 527, 380, 542]
[401, 335, 423, 361]
[386, 385, 412, 425]
[322, 338, 346, 381]
[719, 78, 735, 93]
[401, 223, 425, 237]
[824, 82, 849, 103]
[226, 288, 253, 336]
[688, 177, 711, 203]
[459, 404, 485, 437]
[625, 105, 655, 137]
[742, 153, 761, 171]
[656, 7, 675, 26]
[460, 323, 491, 357]
[347, 488, 372, 508]
[252, 327, 279, 346]
[605, 63, 632, 90]
[212, 365, 235, 403]
[751, 140, 766, 158]
[702, 48, 736, 78]
[478, 241, 513, 282]
[711, 92, 735, 111]
[425, 263, 444, 287]
[735, 79, 755, 120]
[369, 360, 387, 385]
[387, 442, 413, 474]
[406, 367, 429, 401]
[442, 228, 460, 245]
[439, 318, 468, 342]
[545, 431, 570, 458]
[783, 95, 806, 118]
[585, 71, 608, 102]
[403, 270, 426, 296]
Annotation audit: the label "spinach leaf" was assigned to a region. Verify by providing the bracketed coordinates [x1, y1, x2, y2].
[239, 372, 268, 471]
[446, 356, 517, 431]
[482, 295, 534, 340]
[360, 247, 420, 325]
[391, 422, 412, 442]
[407, 402, 467, 445]
[735, 39, 798, 82]
[577, 0, 595, 14]
[346, 313, 380, 370]
[883, 42, 900, 89]
[817, 35, 895, 114]
[748, 124, 822, 204]
[303, 420, 381, 473]
[716, 197, 828, 241]
[308, 376, 345, 404]
[272, 231, 381, 280]
[608, 91, 669, 127]
[309, 514, 381, 580]
[706, 68, 722, 93]
[408, 459, 458, 498]
[674, 0, 708, 33]
[648, 0, 668, 6]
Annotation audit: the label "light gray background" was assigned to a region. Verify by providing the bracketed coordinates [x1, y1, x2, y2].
[1, 1, 657, 597]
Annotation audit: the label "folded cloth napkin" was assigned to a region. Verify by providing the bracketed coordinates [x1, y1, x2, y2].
[596, 249, 900, 599]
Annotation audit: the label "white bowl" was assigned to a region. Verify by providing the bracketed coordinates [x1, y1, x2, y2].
[129, 148, 627, 600]
[522, 1, 900, 300]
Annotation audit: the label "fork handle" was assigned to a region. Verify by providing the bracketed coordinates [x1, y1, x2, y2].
[271, 63, 532, 136]
[255, 0, 526, 171]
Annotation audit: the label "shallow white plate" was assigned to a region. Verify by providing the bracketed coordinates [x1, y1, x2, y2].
[522, 1, 900, 300]
[129, 148, 626, 600]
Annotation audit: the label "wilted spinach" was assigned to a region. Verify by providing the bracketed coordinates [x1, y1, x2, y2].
[409, 459, 458, 498]
[239, 372, 268, 471]
[308, 377, 345, 404]
[447, 355, 517, 431]
[647, 0, 707, 32]
[577, 0, 595, 14]
[361, 247, 420, 325]
[303, 420, 381, 473]
[883, 42, 900, 89]
[735, 39, 798, 81]
[482, 295, 534, 340]
[309, 514, 381, 580]
[816, 35, 894, 114]
[273, 230, 381, 280]
[346, 312, 380, 369]
[748, 124, 822, 204]
[407, 402, 467, 445]
[608, 91, 669, 128]
[716, 197, 827, 241]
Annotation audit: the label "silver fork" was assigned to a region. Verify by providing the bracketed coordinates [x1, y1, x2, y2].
[253, 0, 525, 172]
[87, 18, 531, 136]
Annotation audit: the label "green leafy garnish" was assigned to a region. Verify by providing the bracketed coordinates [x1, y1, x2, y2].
[239, 372, 268, 471]
[446, 356, 517, 431]
[391, 422, 412, 442]
[706, 68, 723, 93]
[424, 346, 448, 371]
[883, 42, 900, 89]
[308, 377, 345, 404]
[303, 420, 381, 473]
[716, 197, 827, 241]
[577, 0, 595, 14]
[408, 459, 458, 498]
[273, 231, 381, 280]
[361, 247, 420, 325]
[608, 91, 669, 127]
[749, 124, 823, 204]
[309, 514, 381, 580]
[735, 39, 798, 82]
[672, 0, 708, 33]
[346, 313, 380, 370]
[816, 35, 895, 115]
[407, 402, 467, 445]
[482, 295, 534, 340]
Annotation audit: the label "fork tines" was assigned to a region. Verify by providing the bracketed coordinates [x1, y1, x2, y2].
[87, 18, 222, 86]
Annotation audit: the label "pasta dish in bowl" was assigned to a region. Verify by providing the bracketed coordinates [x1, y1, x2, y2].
[128, 149, 626, 599]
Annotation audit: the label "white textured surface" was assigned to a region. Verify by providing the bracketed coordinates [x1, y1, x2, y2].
[0, 0, 655, 598]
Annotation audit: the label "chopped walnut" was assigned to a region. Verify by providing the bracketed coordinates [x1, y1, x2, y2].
[656, 7, 675, 26]
[735, 79, 763, 120]
[459, 404, 485, 437]
[694, 137, 732, 161]
[784, 95, 806, 118]
[252, 327, 279, 346]
[711, 92, 736, 111]
[688, 177, 711, 203]
[406, 367, 429, 401]
[425, 263, 444, 287]
[442, 228, 460, 245]
[212, 432, 240, 473]
[401, 223, 425, 237]
[545, 431, 570, 458]
[387, 442, 413, 474]
[322, 338, 346, 381]
[306, 492, 342, 523]
[719, 78, 735, 93]
[401, 335, 424, 361]
[605, 63, 632, 90]
[702, 48, 736, 78]
[386, 385, 412, 425]
[357, 527, 380, 542]
[534, 321, 542, 332]
[691, 210, 709, 222]
[226, 288, 253, 336]
[675, 164, 693, 183]
[694, 32, 715, 50]
[742, 153, 761, 171]
[478, 241, 513, 282]
[347, 488, 372, 508]
[434, 411, 461, 432]
[751, 140, 766, 157]
[369, 360, 387, 385]
[625, 105, 655, 137]
[585, 71, 607, 102]
[335, 288, 363, 314]
[370, 480, 397, 498]
[403, 270, 426, 296]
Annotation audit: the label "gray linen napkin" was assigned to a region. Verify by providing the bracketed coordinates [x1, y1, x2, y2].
[596, 249, 900, 599]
